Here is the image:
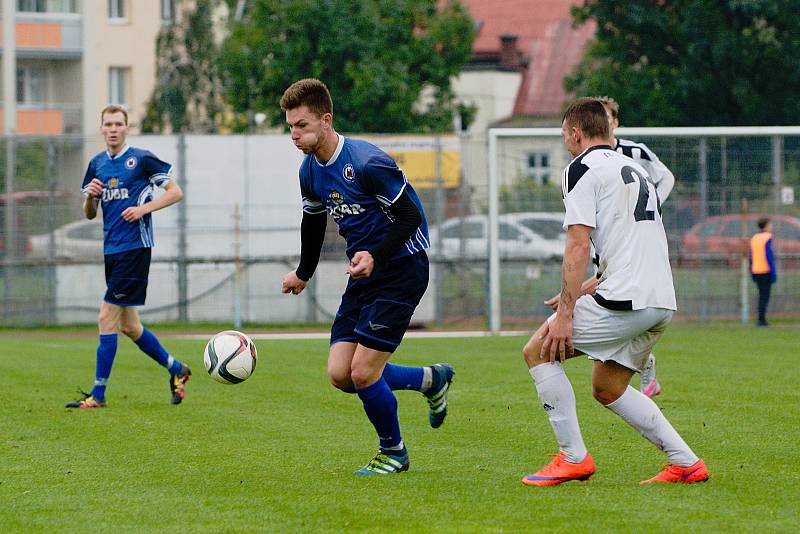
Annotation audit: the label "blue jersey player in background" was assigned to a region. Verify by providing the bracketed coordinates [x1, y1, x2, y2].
[66, 105, 191, 409]
[280, 79, 454, 475]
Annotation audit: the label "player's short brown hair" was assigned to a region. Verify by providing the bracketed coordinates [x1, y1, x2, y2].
[280, 78, 333, 116]
[757, 216, 771, 230]
[563, 98, 610, 140]
[594, 95, 619, 121]
[100, 105, 128, 125]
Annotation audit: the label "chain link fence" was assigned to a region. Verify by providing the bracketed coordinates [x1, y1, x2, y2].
[486, 127, 800, 330]
[1, 129, 798, 327]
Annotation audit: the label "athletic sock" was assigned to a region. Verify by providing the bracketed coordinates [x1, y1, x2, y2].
[134, 327, 183, 375]
[382, 363, 424, 391]
[91, 333, 118, 401]
[605, 385, 699, 467]
[381, 441, 406, 453]
[356, 377, 402, 450]
[529, 362, 588, 463]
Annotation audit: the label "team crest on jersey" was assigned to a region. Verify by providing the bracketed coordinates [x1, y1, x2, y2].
[108, 177, 119, 188]
[125, 156, 138, 169]
[330, 191, 345, 204]
[343, 163, 355, 181]
[327, 190, 364, 219]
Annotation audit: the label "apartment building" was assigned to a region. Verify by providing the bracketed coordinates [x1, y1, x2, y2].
[1, 0, 173, 136]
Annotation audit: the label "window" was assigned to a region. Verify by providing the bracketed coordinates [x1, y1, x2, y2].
[520, 219, 565, 240]
[698, 221, 719, 237]
[499, 223, 524, 241]
[108, 0, 126, 20]
[16, 66, 46, 104]
[17, 0, 46, 11]
[161, 0, 175, 22]
[443, 221, 483, 240]
[108, 67, 130, 106]
[526, 152, 551, 185]
[774, 220, 800, 240]
[721, 222, 746, 238]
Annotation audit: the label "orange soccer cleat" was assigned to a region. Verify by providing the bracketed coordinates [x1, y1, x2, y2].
[641, 459, 709, 484]
[522, 452, 596, 486]
[65, 389, 106, 409]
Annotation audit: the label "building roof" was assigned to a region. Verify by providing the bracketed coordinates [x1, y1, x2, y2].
[459, 0, 596, 117]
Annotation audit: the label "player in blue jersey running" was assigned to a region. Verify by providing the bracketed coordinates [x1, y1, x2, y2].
[279, 79, 454, 475]
[66, 105, 191, 409]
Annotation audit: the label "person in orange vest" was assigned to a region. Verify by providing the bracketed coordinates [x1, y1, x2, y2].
[750, 216, 777, 326]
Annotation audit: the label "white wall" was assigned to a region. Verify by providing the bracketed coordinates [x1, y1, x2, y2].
[53, 134, 436, 324]
[452, 69, 523, 194]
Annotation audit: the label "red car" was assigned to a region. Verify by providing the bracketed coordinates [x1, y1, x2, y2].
[681, 213, 800, 265]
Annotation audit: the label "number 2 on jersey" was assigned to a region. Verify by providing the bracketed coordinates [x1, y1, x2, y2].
[621, 165, 660, 222]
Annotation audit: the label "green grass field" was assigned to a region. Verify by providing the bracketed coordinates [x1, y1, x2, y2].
[2, 323, 798, 533]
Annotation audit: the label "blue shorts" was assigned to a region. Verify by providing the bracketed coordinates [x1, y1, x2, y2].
[104, 247, 151, 306]
[331, 251, 429, 353]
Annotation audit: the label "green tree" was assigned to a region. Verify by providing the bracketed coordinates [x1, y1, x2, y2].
[566, 1, 800, 126]
[219, 0, 475, 133]
[142, 1, 227, 133]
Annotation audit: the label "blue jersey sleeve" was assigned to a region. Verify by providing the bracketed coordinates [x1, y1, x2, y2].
[141, 151, 173, 186]
[766, 238, 777, 282]
[81, 158, 96, 193]
[361, 153, 407, 206]
[299, 163, 326, 215]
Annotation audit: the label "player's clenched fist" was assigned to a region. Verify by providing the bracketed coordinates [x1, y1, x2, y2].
[281, 270, 307, 295]
[346, 251, 374, 279]
[85, 177, 104, 198]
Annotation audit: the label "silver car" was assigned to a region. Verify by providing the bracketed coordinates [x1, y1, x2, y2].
[428, 212, 565, 260]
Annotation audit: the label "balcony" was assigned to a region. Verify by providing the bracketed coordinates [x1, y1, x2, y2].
[0, 103, 81, 135]
[0, 12, 81, 59]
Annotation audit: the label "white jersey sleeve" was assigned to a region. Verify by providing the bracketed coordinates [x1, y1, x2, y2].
[561, 145, 676, 311]
[616, 138, 676, 202]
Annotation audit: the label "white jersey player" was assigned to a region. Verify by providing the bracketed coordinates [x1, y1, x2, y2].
[520, 98, 707, 486]
[547, 96, 674, 397]
[604, 96, 674, 395]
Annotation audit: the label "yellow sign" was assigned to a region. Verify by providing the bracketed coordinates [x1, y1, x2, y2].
[360, 135, 461, 189]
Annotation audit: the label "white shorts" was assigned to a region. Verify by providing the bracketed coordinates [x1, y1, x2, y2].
[547, 295, 674, 372]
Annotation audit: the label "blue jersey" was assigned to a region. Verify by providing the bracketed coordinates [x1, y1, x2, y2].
[81, 145, 172, 255]
[299, 136, 429, 260]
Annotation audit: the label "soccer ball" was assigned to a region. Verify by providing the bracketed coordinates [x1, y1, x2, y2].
[203, 330, 257, 385]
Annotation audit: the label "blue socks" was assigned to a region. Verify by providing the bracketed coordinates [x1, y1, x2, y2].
[382, 363, 424, 391]
[91, 333, 118, 401]
[356, 378, 402, 450]
[134, 328, 183, 375]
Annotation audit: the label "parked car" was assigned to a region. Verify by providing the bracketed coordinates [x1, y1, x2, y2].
[28, 218, 104, 259]
[500, 212, 565, 257]
[681, 214, 800, 265]
[428, 212, 565, 260]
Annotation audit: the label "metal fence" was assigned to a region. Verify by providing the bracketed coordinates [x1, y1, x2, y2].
[486, 126, 800, 331]
[1, 128, 798, 328]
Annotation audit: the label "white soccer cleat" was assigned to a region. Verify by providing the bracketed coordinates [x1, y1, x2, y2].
[640, 353, 661, 397]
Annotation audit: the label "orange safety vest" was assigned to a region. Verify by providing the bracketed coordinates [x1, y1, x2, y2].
[750, 232, 772, 274]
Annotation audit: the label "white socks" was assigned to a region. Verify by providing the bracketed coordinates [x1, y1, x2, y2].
[529, 362, 588, 463]
[421, 367, 433, 392]
[606, 386, 699, 467]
